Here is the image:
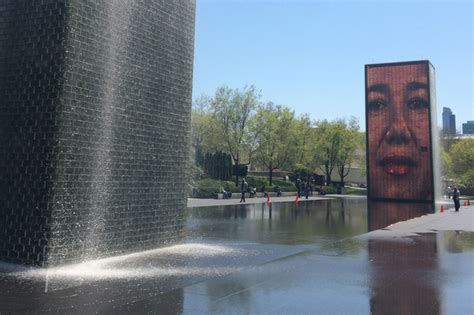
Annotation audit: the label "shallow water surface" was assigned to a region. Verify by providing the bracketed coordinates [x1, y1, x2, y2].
[0, 199, 472, 314]
[186, 198, 368, 245]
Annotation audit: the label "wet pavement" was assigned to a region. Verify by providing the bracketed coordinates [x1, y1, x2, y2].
[0, 199, 473, 314]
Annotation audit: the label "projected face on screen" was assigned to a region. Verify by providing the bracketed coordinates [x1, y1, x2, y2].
[366, 62, 433, 201]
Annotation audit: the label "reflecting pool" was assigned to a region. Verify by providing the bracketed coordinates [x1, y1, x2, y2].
[1, 199, 473, 314]
[186, 198, 368, 245]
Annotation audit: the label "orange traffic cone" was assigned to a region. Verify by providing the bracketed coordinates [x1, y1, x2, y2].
[267, 194, 271, 206]
[463, 200, 467, 206]
[295, 193, 299, 206]
[440, 205, 444, 213]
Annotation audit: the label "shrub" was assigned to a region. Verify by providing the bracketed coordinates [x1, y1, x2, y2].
[203, 151, 232, 180]
[291, 164, 311, 180]
[192, 178, 222, 198]
[344, 187, 367, 196]
[322, 185, 337, 194]
[270, 179, 296, 192]
[461, 168, 474, 188]
[247, 177, 268, 189]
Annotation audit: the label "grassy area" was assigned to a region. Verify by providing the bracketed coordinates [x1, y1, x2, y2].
[343, 187, 367, 195]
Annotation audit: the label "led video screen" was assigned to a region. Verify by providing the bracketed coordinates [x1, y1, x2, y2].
[365, 61, 435, 202]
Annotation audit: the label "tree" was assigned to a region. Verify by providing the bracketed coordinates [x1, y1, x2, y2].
[203, 151, 232, 180]
[191, 95, 216, 165]
[335, 117, 360, 187]
[448, 139, 474, 187]
[449, 139, 474, 175]
[308, 120, 339, 185]
[292, 114, 313, 166]
[440, 148, 453, 179]
[204, 85, 261, 185]
[251, 103, 297, 185]
[307, 118, 360, 186]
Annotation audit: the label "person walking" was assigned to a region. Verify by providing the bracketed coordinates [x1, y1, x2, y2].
[240, 178, 248, 203]
[296, 177, 302, 197]
[452, 186, 460, 212]
[304, 181, 310, 199]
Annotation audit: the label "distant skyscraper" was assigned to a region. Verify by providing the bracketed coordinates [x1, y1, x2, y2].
[463, 121, 474, 135]
[442, 107, 456, 135]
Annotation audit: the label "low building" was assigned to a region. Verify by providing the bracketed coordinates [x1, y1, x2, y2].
[462, 121, 474, 135]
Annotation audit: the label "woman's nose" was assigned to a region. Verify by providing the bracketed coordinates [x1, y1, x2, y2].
[384, 107, 412, 145]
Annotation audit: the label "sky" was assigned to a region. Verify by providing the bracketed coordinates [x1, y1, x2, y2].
[192, 0, 473, 132]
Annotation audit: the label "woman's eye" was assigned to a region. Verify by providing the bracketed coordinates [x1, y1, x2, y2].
[368, 100, 386, 111]
[407, 98, 428, 110]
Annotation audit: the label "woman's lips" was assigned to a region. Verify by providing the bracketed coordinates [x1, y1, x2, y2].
[378, 156, 416, 176]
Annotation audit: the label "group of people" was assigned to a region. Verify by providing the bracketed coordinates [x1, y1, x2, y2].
[295, 178, 313, 199]
[239, 178, 282, 203]
[239, 178, 464, 211]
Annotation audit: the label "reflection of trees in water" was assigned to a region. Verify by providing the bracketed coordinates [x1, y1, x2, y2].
[443, 231, 474, 253]
[187, 199, 368, 245]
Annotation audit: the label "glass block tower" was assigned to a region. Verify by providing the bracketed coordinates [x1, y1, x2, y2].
[0, 0, 195, 266]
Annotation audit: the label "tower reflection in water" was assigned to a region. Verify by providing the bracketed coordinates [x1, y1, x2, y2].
[368, 201, 440, 314]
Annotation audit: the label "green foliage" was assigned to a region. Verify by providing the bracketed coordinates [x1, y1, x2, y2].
[443, 139, 474, 189]
[440, 148, 453, 178]
[192, 176, 298, 198]
[322, 185, 337, 194]
[199, 85, 261, 185]
[233, 164, 248, 177]
[246, 177, 296, 192]
[344, 187, 367, 196]
[192, 84, 361, 187]
[306, 118, 360, 185]
[246, 177, 268, 189]
[192, 178, 222, 198]
[443, 231, 474, 252]
[292, 164, 312, 178]
[461, 169, 474, 188]
[449, 139, 474, 176]
[203, 151, 232, 180]
[272, 179, 296, 188]
[250, 103, 297, 185]
[191, 95, 218, 156]
[292, 114, 313, 166]
[209, 85, 260, 157]
[189, 163, 205, 181]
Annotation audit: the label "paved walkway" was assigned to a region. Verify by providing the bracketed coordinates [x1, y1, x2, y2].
[360, 204, 474, 239]
[187, 194, 361, 208]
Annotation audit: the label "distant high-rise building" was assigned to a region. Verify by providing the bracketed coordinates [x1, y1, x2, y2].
[442, 107, 456, 135]
[463, 121, 474, 135]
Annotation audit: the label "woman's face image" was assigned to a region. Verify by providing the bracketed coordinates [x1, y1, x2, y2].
[366, 63, 433, 201]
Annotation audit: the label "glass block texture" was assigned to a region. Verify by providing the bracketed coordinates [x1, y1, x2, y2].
[365, 61, 435, 202]
[0, 0, 195, 265]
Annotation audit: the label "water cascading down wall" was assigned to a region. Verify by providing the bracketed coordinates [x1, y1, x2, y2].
[0, 0, 195, 266]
